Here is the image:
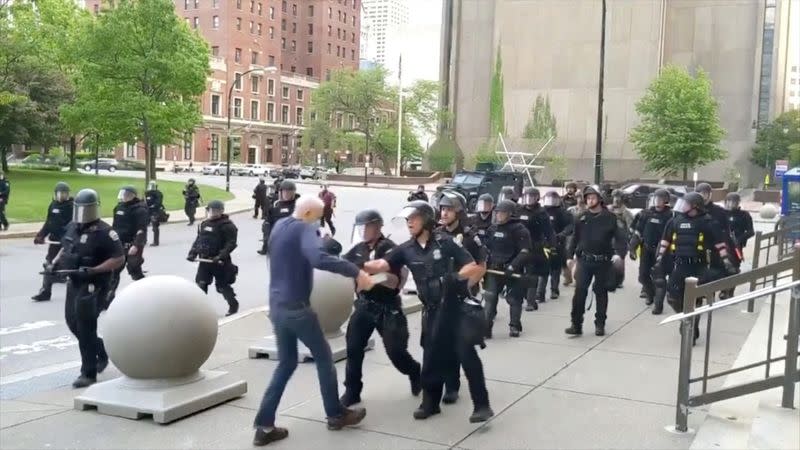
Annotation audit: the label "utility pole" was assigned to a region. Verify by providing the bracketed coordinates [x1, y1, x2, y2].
[594, 0, 607, 184]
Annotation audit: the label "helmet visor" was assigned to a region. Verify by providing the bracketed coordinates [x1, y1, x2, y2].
[73, 204, 99, 224]
[673, 198, 691, 214]
[391, 205, 422, 227]
[55, 191, 69, 202]
[542, 195, 559, 207]
[475, 199, 493, 213]
[497, 192, 512, 203]
[725, 199, 740, 210]
[351, 224, 367, 243]
[520, 193, 538, 206]
[206, 207, 223, 219]
[118, 189, 135, 202]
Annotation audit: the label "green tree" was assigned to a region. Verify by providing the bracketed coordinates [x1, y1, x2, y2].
[523, 94, 557, 140]
[427, 138, 458, 172]
[750, 109, 800, 170]
[489, 45, 506, 136]
[630, 65, 726, 181]
[372, 123, 423, 172]
[68, 0, 209, 183]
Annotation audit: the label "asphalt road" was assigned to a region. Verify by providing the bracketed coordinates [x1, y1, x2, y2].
[0, 171, 411, 395]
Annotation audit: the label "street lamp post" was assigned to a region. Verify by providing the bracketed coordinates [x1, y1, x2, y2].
[226, 66, 277, 192]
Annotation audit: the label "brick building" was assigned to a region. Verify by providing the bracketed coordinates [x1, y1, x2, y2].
[84, 0, 361, 166]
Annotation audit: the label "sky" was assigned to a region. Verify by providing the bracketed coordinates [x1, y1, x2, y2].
[379, 0, 441, 85]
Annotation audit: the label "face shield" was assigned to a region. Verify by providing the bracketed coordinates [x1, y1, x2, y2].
[698, 190, 712, 203]
[118, 190, 135, 202]
[725, 198, 740, 210]
[497, 191, 513, 203]
[673, 198, 691, 214]
[391, 206, 421, 227]
[280, 189, 295, 201]
[493, 210, 511, 225]
[475, 199, 493, 213]
[73, 203, 100, 224]
[54, 191, 70, 202]
[351, 222, 381, 243]
[520, 193, 539, 206]
[543, 195, 559, 207]
[148, 181, 157, 191]
[206, 206, 223, 220]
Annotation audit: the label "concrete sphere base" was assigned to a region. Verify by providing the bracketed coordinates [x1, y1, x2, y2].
[759, 203, 779, 220]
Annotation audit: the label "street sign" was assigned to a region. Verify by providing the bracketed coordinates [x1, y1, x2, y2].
[775, 159, 789, 178]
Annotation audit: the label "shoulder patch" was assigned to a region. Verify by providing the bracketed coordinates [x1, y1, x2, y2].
[109, 230, 120, 241]
[454, 233, 463, 246]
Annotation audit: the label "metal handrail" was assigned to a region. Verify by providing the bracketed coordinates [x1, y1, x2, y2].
[659, 280, 800, 324]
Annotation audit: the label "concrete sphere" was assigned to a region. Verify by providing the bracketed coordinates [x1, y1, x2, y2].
[102, 276, 218, 379]
[759, 203, 779, 219]
[310, 270, 355, 335]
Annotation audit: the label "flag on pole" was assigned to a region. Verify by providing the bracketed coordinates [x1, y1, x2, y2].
[398, 54, 402, 82]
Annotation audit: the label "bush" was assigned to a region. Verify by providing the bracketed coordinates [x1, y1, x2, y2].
[16, 164, 63, 171]
[427, 137, 459, 172]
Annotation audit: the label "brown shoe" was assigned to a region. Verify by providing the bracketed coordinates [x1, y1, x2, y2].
[253, 427, 288, 446]
[327, 407, 366, 430]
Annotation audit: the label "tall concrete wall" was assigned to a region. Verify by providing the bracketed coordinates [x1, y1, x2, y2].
[452, 0, 764, 185]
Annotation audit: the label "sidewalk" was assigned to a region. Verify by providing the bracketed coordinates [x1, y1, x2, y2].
[0, 189, 252, 240]
[0, 263, 763, 449]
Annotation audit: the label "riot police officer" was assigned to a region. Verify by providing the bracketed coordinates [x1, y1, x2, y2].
[435, 190, 489, 404]
[0, 170, 9, 230]
[340, 210, 421, 407]
[144, 181, 166, 246]
[542, 191, 573, 300]
[562, 182, 579, 208]
[253, 178, 268, 219]
[52, 189, 125, 387]
[407, 184, 428, 202]
[483, 199, 533, 337]
[721, 192, 753, 299]
[32, 182, 73, 301]
[258, 180, 300, 255]
[563, 192, 587, 286]
[497, 185, 517, 204]
[629, 189, 672, 314]
[182, 178, 202, 225]
[108, 186, 149, 305]
[565, 185, 627, 337]
[469, 193, 494, 234]
[654, 192, 737, 343]
[364, 201, 493, 423]
[187, 200, 240, 316]
[517, 187, 555, 310]
[696, 183, 734, 269]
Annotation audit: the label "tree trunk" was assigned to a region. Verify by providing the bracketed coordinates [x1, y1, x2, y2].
[1, 145, 8, 172]
[68, 135, 77, 172]
[682, 166, 688, 181]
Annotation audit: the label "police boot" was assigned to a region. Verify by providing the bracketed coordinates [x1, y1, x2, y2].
[340, 390, 361, 407]
[31, 288, 51, 302]
[97, 355, 109, 374]
[225, 297, 240, 316]
[652, 296, 664, 315]
[484, 321, 493, 339]
[525, 289, 538, 311]
[595, 323, 606, 337]
[469, 405, 495, 423]
[639, 288, 648, 299]
[409, 369, 422, 397]
[564, 324, 583, 336]
[525, 300, 538, 312]
[645, 294, 654, 306]
[72, 375, 96, 389]
[442, 389, 459, 405]
[413, 392, 441, 420]
[509, 326, 521, 338]
[550, 288, 560, 300]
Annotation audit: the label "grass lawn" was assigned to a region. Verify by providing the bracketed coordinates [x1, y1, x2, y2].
[2, 169, 233, 223]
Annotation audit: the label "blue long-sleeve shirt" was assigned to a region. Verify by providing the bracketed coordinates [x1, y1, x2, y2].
[268, 216, 360, 311]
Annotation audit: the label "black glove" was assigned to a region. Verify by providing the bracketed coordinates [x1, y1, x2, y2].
[42, 262, 54, 274]
[723, 258, 739, 276]
[34, 235, 45, 245]
[187, 254, 197, 262]
[211, 256, 223, 265]
[505, 265, 516, 278]
[73, 266, 92, 281]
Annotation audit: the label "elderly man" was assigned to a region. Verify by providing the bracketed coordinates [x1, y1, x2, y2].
[252, 195, 374, 446]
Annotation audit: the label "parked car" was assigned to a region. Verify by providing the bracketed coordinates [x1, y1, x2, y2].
[115, 159, 147, 171]
[17, 154, 69, 168]
[234, 164, 267, 177]
[268, 167, 283, 178]
[81, 158, 119, 172]
[619, 183, 687, 209]
[281, 167, 300, 179]
[202, 162, 229, 176]
[299, 167, 318, 179]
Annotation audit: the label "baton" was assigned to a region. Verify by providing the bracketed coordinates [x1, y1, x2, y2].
[194, 258, 223, 264]
[486, 269, 538, 287]
[38, 269, 80, 275]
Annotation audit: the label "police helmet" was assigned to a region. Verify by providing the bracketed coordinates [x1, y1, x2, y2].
[206, 199, 225, 212]
[73, 189, 100, 224]
[497, 186, 516, 203]
[520, 187, 540, 206]
[543, 190, 560, 207]
[695, 182, 713, 203]
[437, 190, 467, 212]
[725, 192, 741, 210]
[495, 199, 517, 214]
[54, 182, 70, 193]
[279, 180, 296, 192]
[583, 184, 603, 202]
[117, 185, 138, 202]
[148, 181, 157, 191]
[654, 188, 670, 203]
[476, 193, 494, 213]
[187, 178, 196, 184]
[54, 182, 70, 201]
[354, 209, 383, 226]
[675, 192, 705, 214]
[394, 200, 436, 230]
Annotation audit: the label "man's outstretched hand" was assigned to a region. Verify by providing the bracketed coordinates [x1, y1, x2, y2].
[355, 270, 375, 292]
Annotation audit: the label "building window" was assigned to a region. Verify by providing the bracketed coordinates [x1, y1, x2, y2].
[352, 32, 355, 43]
[212, 16, 220, 28]
[281, 105, 290, 124]
[328, 7, 332, 18]
[257, 23, 262, 35]
[282, 0, 287, 13]
[250, 0, 254, 13]
[291, 65, 296, 72]
[233, 98, 243, 118]
[282, 86, 290, 99]
[281, 38, 286, 49]
[193, 17, 199, 29]
[211, 45, 220, 56]
[250, 21, 254, 34]
[307, 41, 313, 53]
[251, 75, 260, 93]
[292, 22, 297, 33]
[792, 78, 797, 85]
[269, 6, 274, 19]
[291, 40, 296, 51]
[194, 0, 198, 8]
[126, 143, 135, 158]
[292, 3, 297, 16]
[337, 28, 341, 39]
[338, 11, 341, 21]
[251, 51, 259, 65]
[269, 26, 274, 39]
[211, 134, 220, 161]
[213, 0, 219, 8]
[352, 15, 355, 26]
[266, 138, 274, 162]
[344, 13, 347, 23]
[267, 102, 275, 121]
[297, 89, 304, 101]
[184, 0, 189, 10]
[308, 5, 314, 16]
[351, 49, 355, 60]
[183, 134, 192, 160]
[236, 17, 242, 30]
[250, 100, 260, 120]
[234, 72, 243, 90]
[234, 48, 242, 63]
[296, 107, 304, 126]
[156, 145, 164, 160]
[268, 55, 275, 66]
[211, 94, 221, 115]
[306, 67, 313, 77]
[325, 69, 331, 81]
[268, 79, 275, 96]
[336, 45, 340, 57]
[328, 25, 332, 36]
[258, 2, 262, 15]
[793, 66, 798, 72]
[308, 23, 313, 35]
[327, 43, 331, 54]
[281, 18, 286, 31]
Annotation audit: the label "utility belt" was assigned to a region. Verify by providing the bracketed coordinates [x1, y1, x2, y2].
[674, 256, 706, 265]
[355, 295, 401, 313]
[580, 252, 611, 262]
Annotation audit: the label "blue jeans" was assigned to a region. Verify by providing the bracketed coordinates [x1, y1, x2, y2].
[253, 306, 344, 427]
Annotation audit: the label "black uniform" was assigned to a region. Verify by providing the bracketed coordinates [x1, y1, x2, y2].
[260, 195, 299, 254]
[34, 198, 74, 298]
[483, 220, 532, 334]
[562, 192, 578, 209]
[0, 176, 9, 230]
[108, 199, 149, 303]
[543, 205, 573, 298]
[567, 208, 627, 332]
[183, 184, 201, 224]
[517, 204, 555, 306]
[384, 233, 490, 417]
[727, 209, 754, 267]
[144, 189, 166, 246]
[188, 214, 239, 313]
[408, 190, 429, 202]
[59, 221, 124, 379]
[253, 181, 268, 219]
[469, 213, 493, 237]
[706, 203, 734, 265]
[632, 207, 672, 311]
[341, 236, 421, 403]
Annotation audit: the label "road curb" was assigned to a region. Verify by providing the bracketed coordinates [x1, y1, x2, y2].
[295, 178, 437, 192]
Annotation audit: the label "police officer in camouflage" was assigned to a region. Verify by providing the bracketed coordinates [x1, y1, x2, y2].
[187, 200, 240, 316]
[517, 187, 555, 310]
[258, 180, 300, 255]
[483, 199, 533, 338]
[629, 189, 672, 314]
[107, 186, 149, 306]
[340, 210, 422, 407]
[562, 182, 579, 209]
[32, 182, 73, 301]
[52, 189, 125, 387]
